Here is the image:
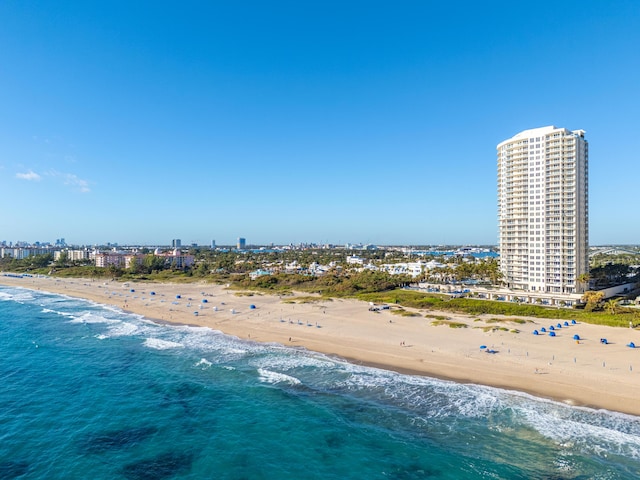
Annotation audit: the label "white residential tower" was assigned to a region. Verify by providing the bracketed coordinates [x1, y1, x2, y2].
[497, 126, 588, 294]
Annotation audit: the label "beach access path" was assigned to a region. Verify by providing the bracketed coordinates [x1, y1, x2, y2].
[3, 275, 640, 416]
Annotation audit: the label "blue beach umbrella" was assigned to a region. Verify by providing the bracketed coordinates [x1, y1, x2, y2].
[533, 330, 539, 335]
[549, 331, 556, 337]
[573, 334, 580, 340]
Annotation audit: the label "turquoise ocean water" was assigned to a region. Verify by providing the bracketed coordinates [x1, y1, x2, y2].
[2, 286, 640, 479]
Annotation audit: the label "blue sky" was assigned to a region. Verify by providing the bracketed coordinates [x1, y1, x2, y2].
[1, 1, 638, 246]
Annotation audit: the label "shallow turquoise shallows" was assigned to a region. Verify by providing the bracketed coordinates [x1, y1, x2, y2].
[2, 286, 640, 479]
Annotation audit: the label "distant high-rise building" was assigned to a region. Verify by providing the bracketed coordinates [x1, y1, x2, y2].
[497, 126, 588, 294]
[211, 240, 216, 249]
[237, 237, 246, 250]
[172, 239, 182, 248]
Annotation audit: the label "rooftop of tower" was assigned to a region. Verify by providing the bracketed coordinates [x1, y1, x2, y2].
[498, 126, 586, 148]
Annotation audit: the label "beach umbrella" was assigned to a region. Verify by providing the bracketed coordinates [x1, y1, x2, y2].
[249, 304, 256, 309]
[480, 345, 487, 349]
[557, 323, 562, 328]
[150, 292, 155, 295]
[533, 330, 539, 335]
[549, 331, 556, 337]
[628, 342, 636, 348]
[541, 327, 547, 333]
[130, 289, 135, 293]
[549, 325, 555, 331]
[563, 321, 569, 327]
[202, 299, 208, 303]
[176, 295, 181, 299]
[571, 319, 577, 325]
[573, 334, 580, 340]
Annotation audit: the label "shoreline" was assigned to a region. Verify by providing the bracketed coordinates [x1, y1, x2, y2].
[3, 274, 640, 416]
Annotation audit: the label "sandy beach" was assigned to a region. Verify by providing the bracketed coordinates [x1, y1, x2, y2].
[3, 274, 640, 416]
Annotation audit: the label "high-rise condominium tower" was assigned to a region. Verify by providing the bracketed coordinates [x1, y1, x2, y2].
[497, 126, 588, 294]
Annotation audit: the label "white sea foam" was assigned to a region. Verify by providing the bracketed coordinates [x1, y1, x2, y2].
[249, 351, 336, 372]
[0, 289, 35, 303]
[106, 322, 139, 337]
[258, 368, 301, 385]
[514, 403, 640, 460]
[195, 358, 212, 369]
[144, 323, 253, 362]
[68, 311, 119, 325]
[41, 308, 74, 317]
[143, 338, 184, 350]
[0, 291, 15, 301]
[357, 368, 640, 460]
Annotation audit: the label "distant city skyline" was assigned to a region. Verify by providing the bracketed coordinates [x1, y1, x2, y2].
[1, 236, 638, 250]
[1, 2, 639, 245]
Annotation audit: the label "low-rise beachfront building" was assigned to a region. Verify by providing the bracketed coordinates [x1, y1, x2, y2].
[415, 282, 584, 307]
[54, 249, 91, 262]
[95, 252, 126, 268]
[250, 269, 273, 280]
[94, 249, 194, 270]
[308, 262, 331, 275]
[380, 262, 427, 278]
[157, 249, 194, 269]
[347, 255, 365, 265]
[379, 260, 449, 278]
[0, 247, 55, 259]
[284, 261, 304, 274]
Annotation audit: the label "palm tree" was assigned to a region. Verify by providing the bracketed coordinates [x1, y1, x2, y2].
[582, 290, 604, 312]
[576, 273, 591, 293]
[605, 299, 618, 315]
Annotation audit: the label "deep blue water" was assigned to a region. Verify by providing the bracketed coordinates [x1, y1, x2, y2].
[1, 286, 640, 479]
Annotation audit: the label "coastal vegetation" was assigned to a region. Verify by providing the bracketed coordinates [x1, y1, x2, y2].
[2, 247, 639, 328]
[431, 320, 467, 328]
[391, 309, 422, 317]
[484, 318, 532, 324]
